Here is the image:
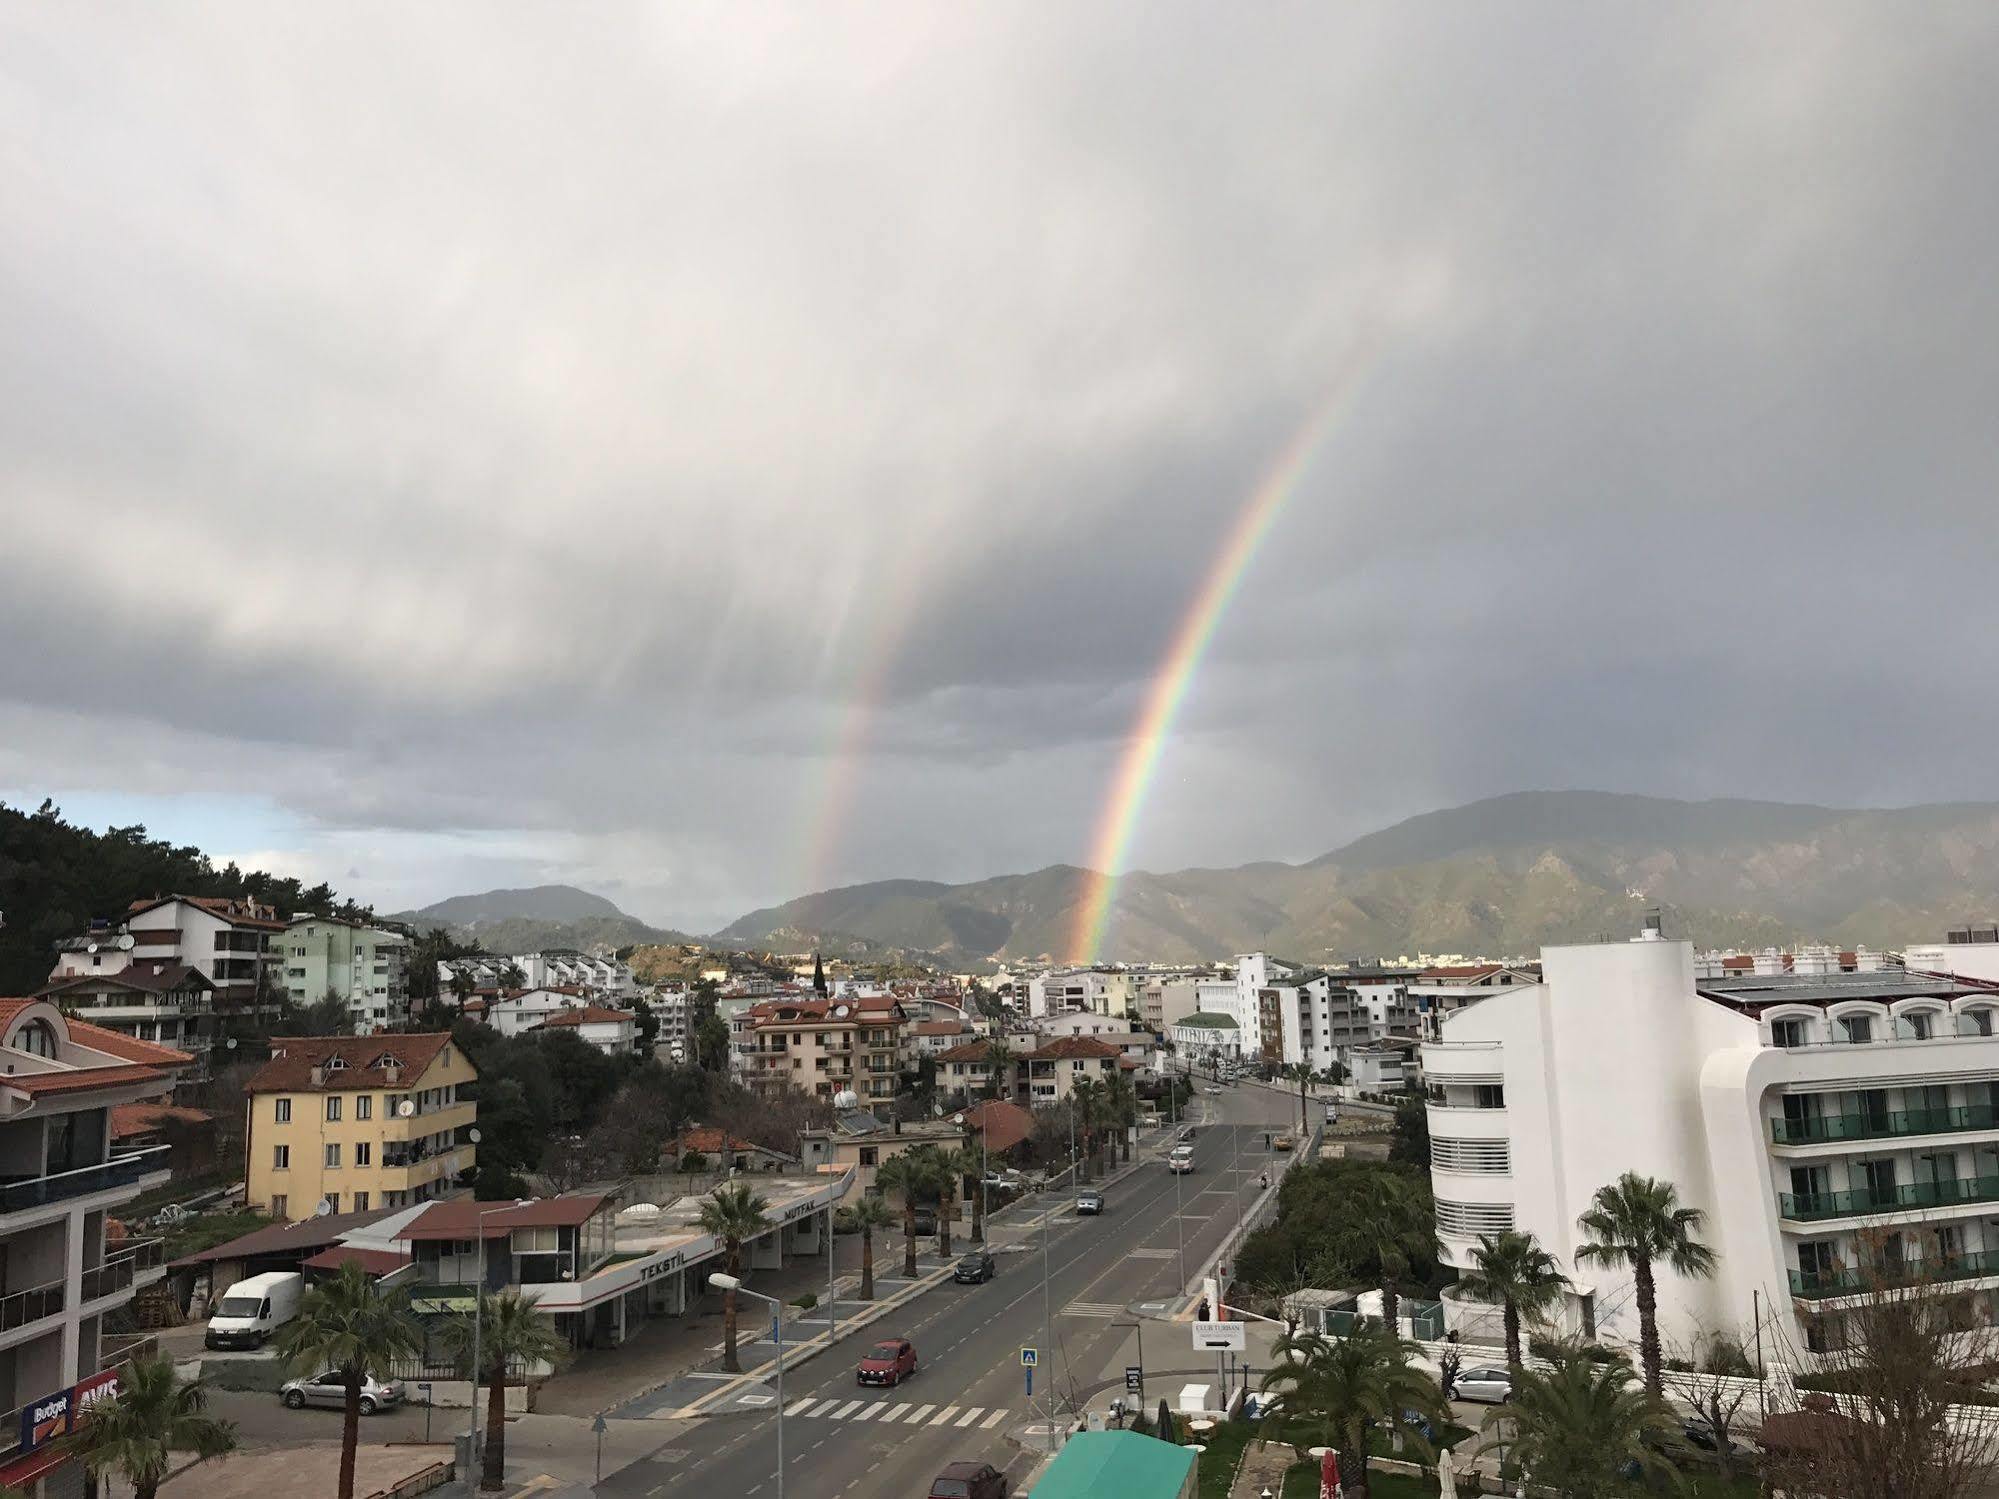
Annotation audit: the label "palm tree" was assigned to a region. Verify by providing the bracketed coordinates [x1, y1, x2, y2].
[1343, 1171, 1433, 1335]
[875, 1150, 930, 1278]
[1473, 1348, 1682, 1498]
[1576, 1171, 1718, 1395]
[696, 1182, 772, 1373]
[1257, 1326, 1444, 1499]
[274, 1261, 422, 1499]
[446, 1290, 570, 1492]
[1281, 1062, 1315, 1132]
[850, 1193, 897, 1299]
[1071, 1077, 1105, 1178]
[1103, 1071, 1139, 1164]
[930, 1147, 974, 1256]
[1456, 1230, 1570, 1374]
[983, 1040, 1016, 1101]
[63, 1354, 236, 1499]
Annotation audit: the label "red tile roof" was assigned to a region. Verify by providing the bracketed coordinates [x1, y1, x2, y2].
[668, 1126, 783, 1157]
[0, 999, 36, 1031]
[301, 1245, 410, 1275]
[67, 1021, 194, 1067]
[246, 1034, 457, 1094]
[41, 963, 211, 1000]
[110, 1103, 214, 1139]
[398, 1193, 610, 1241]
[1024, 1035, 1121, 1062]
[747, 995, 903, 1025]
[936, 1040, 996, 1064]
[10, 1063, 173, 1097]
[169, 1207, 401, 1268]
[961, 1099, 1033, 1154]
[911, 1021, 971, 1037]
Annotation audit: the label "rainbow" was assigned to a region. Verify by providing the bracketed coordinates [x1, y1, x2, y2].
[1067, 349, 1384, 961]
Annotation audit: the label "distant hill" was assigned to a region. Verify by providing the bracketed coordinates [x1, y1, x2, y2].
[717, 792, 1999, 964]
[393, 884, 693, 955]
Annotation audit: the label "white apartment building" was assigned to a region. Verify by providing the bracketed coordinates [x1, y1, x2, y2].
[1423, 923, 1999, 1359]
[1027, 968, 1135, 1020]
[52, 896, 284, 1028]
[1139, 977, 1210, 1035]
[1171, 1011, 1246, 1067]
[529, 1005, 643, 1057]
[483, 987, 591, 1037]
[650, 987, 691, 1060]
[0, 1003, 183, 1494]
[1904, 926, 1999, 985]
[1409, 963, 1541, 1042]
[39, 961, 216, 1077]
[1268, 970, 1421, 1074]
[438, 950, 636, 999]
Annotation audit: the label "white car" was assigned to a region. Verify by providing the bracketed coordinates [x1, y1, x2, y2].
[1204, 1086, 1222, 1095]
[1167, 1146, 1197, 1175]
[1450, 1365, 1512, 1404]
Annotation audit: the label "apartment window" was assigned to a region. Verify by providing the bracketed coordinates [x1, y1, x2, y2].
[356, 1095, 372, 1121]
[1840, 1014, 1875, 1044]
[1770, 1018, 1808, 1048]
[512, 1225, 559, 1253]
[355, 1142, 372, 1166]
[270, 1195, 288, 1217]
[859, 1147, 879, 1167]
[1967, 1008, 1996, 1038]
[272, 1144, 290, 1170]
[353, 1191, 369, 1212]
[325, 1143, 342, 1169]
[1473, 1084, 1506, 1109]
[324, 1193, 339, 1213]
[1906, 1012, 1935, 1041]
[275, 1097, 292, 1123]
[326, 1097, 343, 1122]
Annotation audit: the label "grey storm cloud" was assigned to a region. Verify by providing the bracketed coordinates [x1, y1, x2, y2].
[3, 3, 1997, 929]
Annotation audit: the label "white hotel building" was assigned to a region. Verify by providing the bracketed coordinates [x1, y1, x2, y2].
[1423, 923, 1999, 1356]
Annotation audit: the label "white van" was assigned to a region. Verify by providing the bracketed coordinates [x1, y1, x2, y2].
[206, 1270, 306, 1350]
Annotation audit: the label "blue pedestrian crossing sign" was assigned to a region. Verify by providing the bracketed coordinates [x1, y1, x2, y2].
[1020, 1346, 1039, 1368]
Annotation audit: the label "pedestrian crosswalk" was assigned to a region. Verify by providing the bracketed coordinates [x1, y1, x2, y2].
[784, 1397, 1011, 1429]
[1127, 1248, 1176, 1260]
[1061, 1301, 1125, 1318]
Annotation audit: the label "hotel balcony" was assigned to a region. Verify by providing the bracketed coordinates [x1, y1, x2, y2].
[1772, 1102, 1999, 1147]
[1779, 1172, 1999, 1224]
[1790, 1248, 1999, 1300]
[0, 1145, 171, 1216]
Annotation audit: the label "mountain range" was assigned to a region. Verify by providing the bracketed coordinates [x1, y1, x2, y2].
[713, 791, 1999, 964]
[390, 884, 692, 955]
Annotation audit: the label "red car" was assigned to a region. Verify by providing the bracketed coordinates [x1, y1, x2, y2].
[857, 1336, 918, 1386]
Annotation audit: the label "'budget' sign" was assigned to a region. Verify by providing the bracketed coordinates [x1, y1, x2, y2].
[20, 1390, 70, 1454]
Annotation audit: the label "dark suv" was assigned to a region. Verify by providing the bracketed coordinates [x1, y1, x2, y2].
[929, 1461, 1008, 1499]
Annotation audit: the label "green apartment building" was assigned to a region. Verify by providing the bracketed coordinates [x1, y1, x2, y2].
[280, 914, 409, 1033]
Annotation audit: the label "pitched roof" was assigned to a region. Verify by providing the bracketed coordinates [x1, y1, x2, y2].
[66, 1021, 195, 1067]
[747, 994, 904, 1025]
[41, 963, 211, 999]
[110, 1102, 214, 1139]
[912, 1021, 972, 1036]
[529, 1005, 635, 1029]
[1175, 1011, 1240, 1029]
[168, 1206, 402, 1267]
[961, 1099, 1033, 1154]
[398, 1193, 610, 1241]
[127, 894, 286, 930]
[0, 999, 37, 1031]
[245, 1034, 457, 1093]
[1419, 964, 1505, 981]
[1024, 1035, 1121, 1061]
[10, 1063, 171, 1097]
[301, 1244, 410, 1275]
[668, 1126, 794, 1160]
[1030, 1430, 1195, 1499]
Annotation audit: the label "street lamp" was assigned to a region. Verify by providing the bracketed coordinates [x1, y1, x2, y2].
[469, 1198, 536, 1459]
[711, 1273, 787, 1499]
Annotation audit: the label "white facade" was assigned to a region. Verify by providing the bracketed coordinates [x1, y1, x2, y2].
[1171, 1013, 1245, 1065]
[484, 988, 589, 1037]
[1027, 968, 1135, 1020]
[1424, 928, 1999, 1358]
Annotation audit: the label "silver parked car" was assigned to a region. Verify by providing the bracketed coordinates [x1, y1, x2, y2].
[1449, 1365, 1512, 1404]
[280, 1370, 405, 1414]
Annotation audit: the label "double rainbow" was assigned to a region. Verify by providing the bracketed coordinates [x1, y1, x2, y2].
[1067, 349, 1384, 961]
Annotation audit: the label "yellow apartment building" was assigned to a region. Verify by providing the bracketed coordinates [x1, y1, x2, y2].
[243, 1033, 477, 1221]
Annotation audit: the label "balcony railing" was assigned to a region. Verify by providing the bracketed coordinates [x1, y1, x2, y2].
[1779, 1172, 1999, 1222]
[1790, 1248, 1999, 1299]
[0, 1277, 66, 1331]
[0, 1145, 171, 1214]
[81, 1237, 165, 1302]
[1773, 1103, 1999, 1146]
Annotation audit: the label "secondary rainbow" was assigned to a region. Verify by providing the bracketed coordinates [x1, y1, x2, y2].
[1068, 351, 1383, 961]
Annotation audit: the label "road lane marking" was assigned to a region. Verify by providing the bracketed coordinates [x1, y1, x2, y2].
[883, 1403, 910, 1421]
[907, 1404, 936, 1423]
[806, 1399, 840, 1418]
[928, 1406, 960, 1425]
[855, 1402, 887, 1421]
[980, 1409, 1008, 1429]
[786, 1398, 816, 1415]
[954, 1407, 984, 1427]
[832, 1400, 863, 1419]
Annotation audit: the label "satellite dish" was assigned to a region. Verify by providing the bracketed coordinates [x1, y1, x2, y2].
[86, 942, 98, 954]
[314, 1199, 334, 1217]
[833, 1089, 860, 1109]
[618, 1202, 663, 1223]
[468, 1128, 482, 1144]
[118, 934, 135, 950]
[397, 1099, 416, 1118]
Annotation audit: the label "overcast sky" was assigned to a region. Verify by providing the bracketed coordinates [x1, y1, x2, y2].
[4, 5, 1997, 932]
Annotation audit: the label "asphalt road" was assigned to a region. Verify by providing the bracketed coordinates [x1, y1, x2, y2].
[600, 1083, 1298, 1499]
